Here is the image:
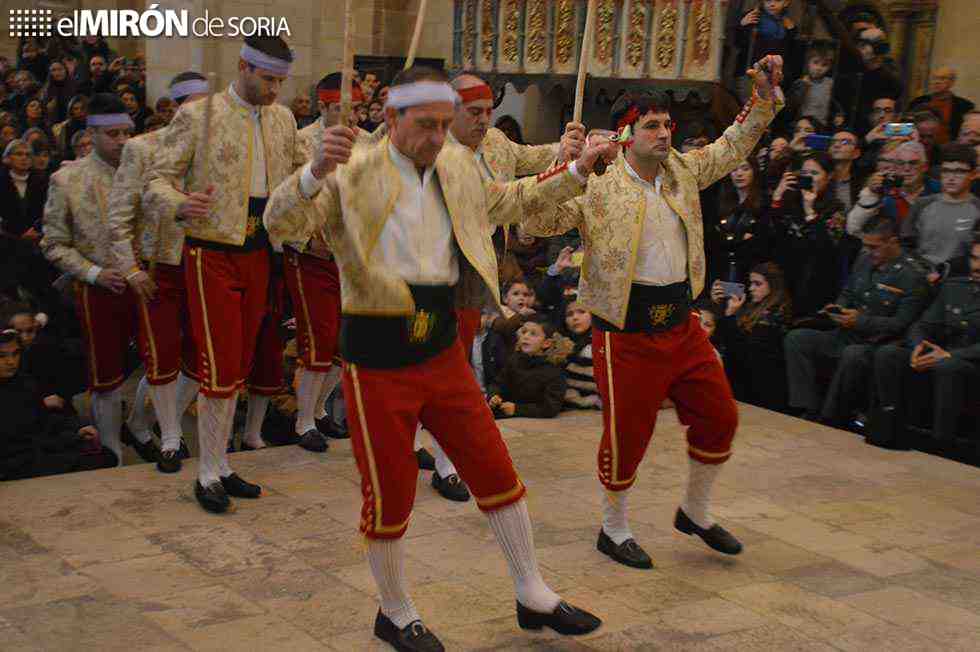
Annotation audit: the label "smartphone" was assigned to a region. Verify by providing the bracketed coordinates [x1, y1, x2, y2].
[570, 251, 584, 267]
[717, 282, 745, 299]
[824, 305, 844, 315]
[797, 175, 814, 191]
[884, 122, 916, 138]
[804, 134, 831, 151]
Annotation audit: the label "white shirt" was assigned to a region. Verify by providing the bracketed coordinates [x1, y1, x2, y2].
[10, 171, 28, 198]
[624, 158, 688, 286]
[377, 143, 459, 285]
[229, 82, 322, 200]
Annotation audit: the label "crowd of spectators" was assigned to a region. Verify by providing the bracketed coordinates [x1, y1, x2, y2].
[2, 4, 979, 482]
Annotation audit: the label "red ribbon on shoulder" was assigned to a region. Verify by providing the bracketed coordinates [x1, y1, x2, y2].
[457, 83, 494, 104]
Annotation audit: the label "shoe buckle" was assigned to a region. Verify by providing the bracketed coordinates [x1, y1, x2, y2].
[409, 621, 427, 637]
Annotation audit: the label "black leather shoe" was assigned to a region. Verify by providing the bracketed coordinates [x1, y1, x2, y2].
[415, 448, 435, 470]
[156, 449, 182, 473]
[431, 471, 470, 502]
[317, 416, 350, 439]
[596, 529, 653, 569]
[178, 439, 191, 459]
[220, 473, 261, 498]
[674, 508, 742, 555]
[195, 481, 230, 513]
[121, 425, 161, 463]
[298, 429, 328, 452]
[516, 600, 602, 636]
[373, 610, 444, 652]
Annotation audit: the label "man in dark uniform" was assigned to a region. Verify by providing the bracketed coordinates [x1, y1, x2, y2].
[870, 233, 980, 449]
[785, 216, 931, 424]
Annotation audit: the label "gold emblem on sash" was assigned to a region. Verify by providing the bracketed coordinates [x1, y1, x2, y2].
[649, 303, 675, 327]
[245, 214, 260, 238]
[408, 309, 435, 343]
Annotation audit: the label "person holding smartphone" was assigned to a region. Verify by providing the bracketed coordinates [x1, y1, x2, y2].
[784, 216, 931, 425]
[769, 151, 853, 318]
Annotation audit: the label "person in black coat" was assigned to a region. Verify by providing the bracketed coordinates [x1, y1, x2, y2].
[487, 316, 572, 419]
[0, 139, 48, 238]
[707, 157, 770, 284]
[711, 262, 794, 412]
[0, 331, 116, 481]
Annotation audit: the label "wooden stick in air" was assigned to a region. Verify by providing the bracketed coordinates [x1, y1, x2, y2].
[339, 0, 355, 127]
[574, 0, 596, 124]
[404, 0, 428, 69]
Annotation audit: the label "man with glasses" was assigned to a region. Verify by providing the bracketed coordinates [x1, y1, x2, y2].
[847, 141, 941, 235]
[903, 144, 980, 279]
[829, 129, 862, 211]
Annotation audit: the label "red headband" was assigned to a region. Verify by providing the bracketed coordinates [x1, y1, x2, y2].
[318, 86, 364, 105]
[457, 83, 493, 104]
[616, 105, 677, 133]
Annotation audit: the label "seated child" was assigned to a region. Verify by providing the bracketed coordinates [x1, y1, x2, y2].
[561, 301, 601, 410]
[486, 279, 539, 372]
[488, 316, 573, 419]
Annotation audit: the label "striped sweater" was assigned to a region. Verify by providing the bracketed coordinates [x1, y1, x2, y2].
[564, 333, 601, 410]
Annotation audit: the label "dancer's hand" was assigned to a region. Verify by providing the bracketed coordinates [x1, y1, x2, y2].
[559, 122, 586, 163]
[500, 402, 516, 416]
[127, 269, 157, 302]
[177, 187, 213, 221]
[576, 140, 620, 176]
[747, 54, 784, 101]
[313, 125, 356, 178]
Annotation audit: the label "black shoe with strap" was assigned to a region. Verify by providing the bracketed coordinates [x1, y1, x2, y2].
[414, 447, 435, 470]
[120, 425, 161, 464]
[220, 473, 261, 498]
[516, 600, 602, 636]
[373, 610, 444, 652]
[316, 416, 350, 439]
[674, 507, 742, 555]
[157, 449, 182, 474]
[298, 428, 328, 453]
[596, 529, 653, 569]
[431, 471, 470, 502]
[195, 481, 230, 513]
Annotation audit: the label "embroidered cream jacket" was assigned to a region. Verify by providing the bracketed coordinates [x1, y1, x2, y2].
[145, 89, 311, 246]
[475, 126, 559, 181]
[41, 152, 119, 279]
[263, 136, 584, 315]
[522, 95, 779, 329]
[106, 129, 186, 271]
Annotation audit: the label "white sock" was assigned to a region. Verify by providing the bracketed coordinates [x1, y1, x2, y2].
[487, 499, 560, 613]
[176, 373, 200, 417]
[413, 424, 424, 452]
[149, 379, 181, 452]
[242, 393, 269, 449]
[92, 388, 124, 466]
[295, 367, 326, 435]
[126, 376, 153, 443]
[315, 364, 342, 420]
[682, 458, 722, 529]
[601, 489, 633, 545]
[430, 437, 458, 478]
[197, 393, 236, 485]
[366, 538, 421, 629]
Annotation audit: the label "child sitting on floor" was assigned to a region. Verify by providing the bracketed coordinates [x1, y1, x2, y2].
[561, 301, 601, 410]
[488, 315, 573, 419]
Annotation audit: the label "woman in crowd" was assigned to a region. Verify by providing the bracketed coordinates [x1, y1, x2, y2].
[770, 151, 851, 319]
[708, 157, 771, 284]
[789, 114, 826, 152]
[19, 98, 55, 144]
[53, 95, 88, 158]
[41, 59, 76, 123]
[711, 262, 794, 412]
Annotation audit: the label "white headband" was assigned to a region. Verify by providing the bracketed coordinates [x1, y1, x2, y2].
[170, 79, 209, 100]
[87, 113, 134, 129]
[240, 43, 292, 76]
[385, 81, 459, 110]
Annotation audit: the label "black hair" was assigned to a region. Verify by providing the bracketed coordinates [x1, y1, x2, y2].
[168, 71, 207, 105]
[88, 92, 127, 116]
[940, 142, 978, 170]
[520, 314, 557, 339]
[806, 40, 836, 62]
[0, 301, 33, 325]
[391, 65, 449, 87]
[610, 88, 671, 130]
[243, 35, 294, 63]
[0, 330, 20, 347]
[861, 214, 899, 238]
[801, 150, 834, 174]
[796, 115, 827, 135]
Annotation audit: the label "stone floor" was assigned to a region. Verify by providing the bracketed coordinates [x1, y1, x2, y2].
[2, 405, 980, 651]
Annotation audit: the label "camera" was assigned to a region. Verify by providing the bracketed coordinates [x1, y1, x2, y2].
[882, 174, 904, 191]
[798, 175, 814, 191]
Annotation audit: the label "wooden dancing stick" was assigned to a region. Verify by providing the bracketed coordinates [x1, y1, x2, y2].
[339, 0, 356, 127]
[404, 0, 429, 70]
[573, 0, 597, 124]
